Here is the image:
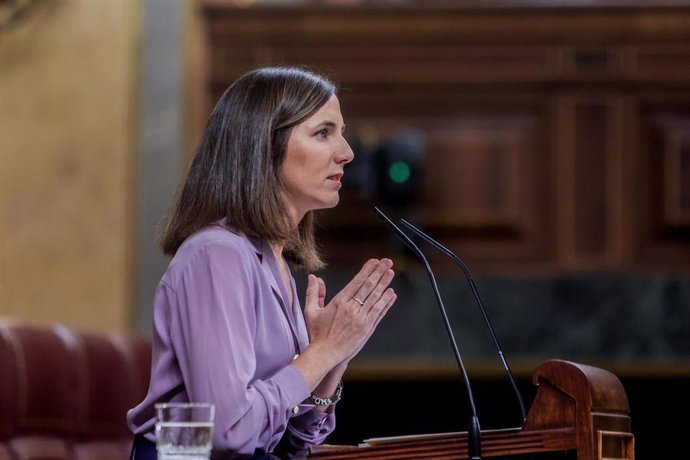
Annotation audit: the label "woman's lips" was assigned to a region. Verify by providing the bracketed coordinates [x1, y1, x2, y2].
[327, 173, 343, 186]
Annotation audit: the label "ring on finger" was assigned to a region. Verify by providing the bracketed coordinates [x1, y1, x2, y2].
[352, 297, 365, 306]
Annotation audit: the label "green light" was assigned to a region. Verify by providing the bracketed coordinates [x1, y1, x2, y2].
[388, 161, 411, 184]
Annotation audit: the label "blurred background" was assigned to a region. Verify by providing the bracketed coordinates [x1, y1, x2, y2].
[1, 0, 689, 457]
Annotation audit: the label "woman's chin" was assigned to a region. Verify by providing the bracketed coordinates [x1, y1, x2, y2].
[311, 198, 340, 213]
[327, 196, 341, 208]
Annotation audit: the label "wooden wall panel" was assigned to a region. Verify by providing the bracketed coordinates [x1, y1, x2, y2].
[317, 91, 552, 268]
[658, 116, 690, 226]
[633, 99, 690, 267]
[199, 2, 690, 273]
[574, 103, 609, 256]
[556, 96, 625, 268]
[628, 46, 690, 82]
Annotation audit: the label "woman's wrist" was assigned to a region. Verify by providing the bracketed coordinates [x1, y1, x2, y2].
[310, 379, 343, 406]
[290, 343, 342, 390]
[306, 361, 347, 413]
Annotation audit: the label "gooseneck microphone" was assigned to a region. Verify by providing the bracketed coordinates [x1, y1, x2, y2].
[399, 218, 527, 425]
[374, 206, 482, 460]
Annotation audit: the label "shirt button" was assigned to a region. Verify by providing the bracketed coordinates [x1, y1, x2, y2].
[293, 354, 299, 361]
[292, 406, 299, 414]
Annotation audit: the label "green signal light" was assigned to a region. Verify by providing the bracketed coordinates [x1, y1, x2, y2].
[389, 161, 411, 184]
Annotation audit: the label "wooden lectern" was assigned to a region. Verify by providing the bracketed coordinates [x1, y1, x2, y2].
[307, 360, 634, 459]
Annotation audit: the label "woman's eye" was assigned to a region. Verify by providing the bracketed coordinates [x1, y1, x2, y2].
[315, 129, 328, 139]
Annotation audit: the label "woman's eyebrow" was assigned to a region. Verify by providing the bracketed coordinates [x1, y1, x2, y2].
[311, 120, 346, 132]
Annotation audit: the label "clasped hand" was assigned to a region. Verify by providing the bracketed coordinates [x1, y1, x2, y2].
[304, 258, 397, 367]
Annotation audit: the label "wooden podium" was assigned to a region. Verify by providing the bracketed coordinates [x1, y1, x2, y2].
[307, 360, 634, 459]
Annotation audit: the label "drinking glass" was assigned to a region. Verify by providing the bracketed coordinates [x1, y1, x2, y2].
[155, 402, 215, 459]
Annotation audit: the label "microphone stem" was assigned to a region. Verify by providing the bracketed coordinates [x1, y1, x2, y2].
[469, 415, 481, 460]
[466, 275, 527, 424]
[373, 207, 482, 458]
[421, 257, 478, 419]
[457, 265, 527, 424]
[400, 218, 528, 425]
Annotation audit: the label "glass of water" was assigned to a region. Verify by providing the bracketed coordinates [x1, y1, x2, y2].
[155, 402, 215, 459]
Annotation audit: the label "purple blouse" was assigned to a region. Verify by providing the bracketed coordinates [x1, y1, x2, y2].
[127, 222, 336, 458]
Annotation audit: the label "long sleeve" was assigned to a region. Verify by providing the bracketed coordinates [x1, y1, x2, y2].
[169, 243, 308, 456]
[278, 407, 336, 458]
[127, 227, 336, 459]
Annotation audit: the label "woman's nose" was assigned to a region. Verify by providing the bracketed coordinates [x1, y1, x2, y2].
[336, 137, 355, 164]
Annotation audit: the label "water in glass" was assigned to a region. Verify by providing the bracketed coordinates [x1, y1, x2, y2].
[155, 420, 213, 459]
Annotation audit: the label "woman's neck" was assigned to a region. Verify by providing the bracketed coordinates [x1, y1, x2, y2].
[269, 242, 285, 260]
[269, 241, 294, 307]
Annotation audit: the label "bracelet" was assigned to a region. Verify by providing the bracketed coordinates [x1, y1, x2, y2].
[309, 380, 343, 406]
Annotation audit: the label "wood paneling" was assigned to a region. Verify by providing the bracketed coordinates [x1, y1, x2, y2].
[632, 98, 690, 266]
[199, 2, 690, 273]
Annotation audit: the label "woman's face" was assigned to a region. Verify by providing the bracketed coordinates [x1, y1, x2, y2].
[280, 94, 354, 222]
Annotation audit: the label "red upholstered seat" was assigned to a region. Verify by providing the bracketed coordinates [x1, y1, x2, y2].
[0, 321, 78, 459]
[112, 332, 152, 408]
[0, 321, 152, 460]
[71, 330, 134, 459]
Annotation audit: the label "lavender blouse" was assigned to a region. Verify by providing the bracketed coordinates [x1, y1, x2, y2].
[127, 222, 336, 458]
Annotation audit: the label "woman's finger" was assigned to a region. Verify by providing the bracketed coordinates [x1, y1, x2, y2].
[365, 288, 396, 326]
[335, 259, 380, 302]
[303, 274, 320, 313]
[350, 259, 394, 309]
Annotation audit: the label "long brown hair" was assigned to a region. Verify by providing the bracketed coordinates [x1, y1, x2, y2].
[159, 67, 337, 270]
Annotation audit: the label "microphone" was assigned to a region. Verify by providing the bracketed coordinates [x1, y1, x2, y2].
[399, 218, 527, 425]
[373, 206, 482, 460]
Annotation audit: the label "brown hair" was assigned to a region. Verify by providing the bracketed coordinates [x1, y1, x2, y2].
[158, 67, 337, 270]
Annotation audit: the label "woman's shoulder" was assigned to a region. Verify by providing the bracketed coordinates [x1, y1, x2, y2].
[158, 223, 262, 291]
[155, 223, 263, 307]
[179, 222, 255, 257]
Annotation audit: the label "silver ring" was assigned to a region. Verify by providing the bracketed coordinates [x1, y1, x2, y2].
[352, 297, 364, 306]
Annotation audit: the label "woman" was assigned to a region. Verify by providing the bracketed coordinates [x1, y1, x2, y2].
[127, 67, 397, 459]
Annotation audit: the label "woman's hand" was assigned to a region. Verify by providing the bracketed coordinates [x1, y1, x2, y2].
[303, 258, 397, 367]
[291, 258, 396, 390]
